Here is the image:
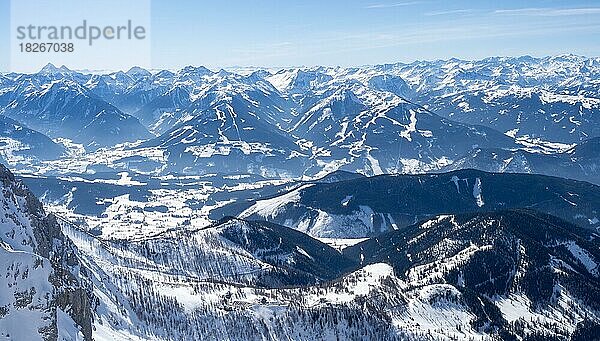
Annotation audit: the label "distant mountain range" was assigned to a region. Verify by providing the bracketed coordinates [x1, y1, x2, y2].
[0, 72, 151, 149]
[405, 55, 600, 143]
[446, 137, 600, 185]
[0, 55, 598, 179]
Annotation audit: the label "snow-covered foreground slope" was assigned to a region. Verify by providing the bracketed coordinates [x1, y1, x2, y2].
[240, 169, 600, 238]
[58, 216, 407, 340]
[2, 162, 600, 339]
[59, 209, 600, 340]
[344, 209, 600, 340]
[0, 164, 94, 340]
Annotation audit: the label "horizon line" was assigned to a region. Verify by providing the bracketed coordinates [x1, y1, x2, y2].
[3, 52, 598, 75]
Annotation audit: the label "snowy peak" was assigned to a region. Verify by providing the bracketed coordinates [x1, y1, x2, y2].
[132, 84, 194, 134]
[38, 62, 71, 75]
[126, 66, 152, 80]
[177, 65, 214, 79]
[267, 68, 333, 94]
[367, 73, 414, 98]
[39, 62, 59, 74]
[329, 88, 366, 111]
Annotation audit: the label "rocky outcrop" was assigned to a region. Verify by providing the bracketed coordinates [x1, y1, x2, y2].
[0, 163, 94, 340]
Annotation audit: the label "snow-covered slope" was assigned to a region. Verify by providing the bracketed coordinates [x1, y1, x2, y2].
[446, 137, 600, 185]
[240, 169, 600, 238]
[60, 207, 600, 340]
[132, 85, 193, 135]
[0, 115, 65, 167]
[344, 209, 600, 339]
[0, 79, 151, 149]
[282, 79, 515, 177]
[59, 216, 400, 340]
[0, 164, 93, 340]
[137, 74, 309, 177]
[2, 161, 600, 339]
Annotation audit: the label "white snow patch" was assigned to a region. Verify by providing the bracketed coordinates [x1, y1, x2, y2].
[240, 185, 311, 220]
[341, 195, 352, 207]
[565, 241, 598, 276]
[473, 177, 484, 207]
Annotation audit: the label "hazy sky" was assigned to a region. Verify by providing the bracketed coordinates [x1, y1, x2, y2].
[2, 0, 600, 72]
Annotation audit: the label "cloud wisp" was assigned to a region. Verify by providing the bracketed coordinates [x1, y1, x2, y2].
[365, 1, 423, 9]
[495, 7, 600, 17]
[424, 9, 475, 16]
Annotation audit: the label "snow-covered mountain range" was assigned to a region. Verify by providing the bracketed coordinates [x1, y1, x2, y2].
[1, 55, 598, 179]
[1, 55, 599, 340]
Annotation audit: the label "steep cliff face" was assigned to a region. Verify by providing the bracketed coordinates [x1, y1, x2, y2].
[0, 164, 94, 340]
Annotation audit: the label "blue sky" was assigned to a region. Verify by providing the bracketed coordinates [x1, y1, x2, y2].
[2, 0, 600, 71]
